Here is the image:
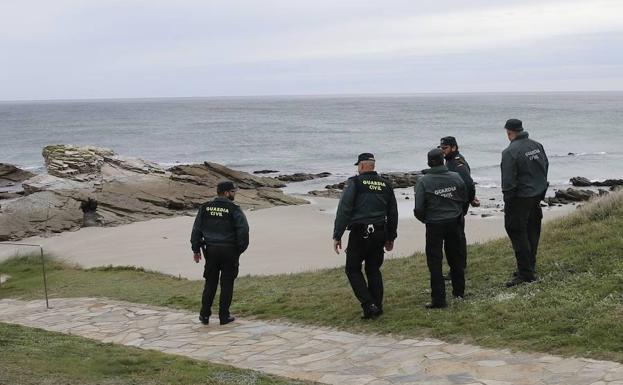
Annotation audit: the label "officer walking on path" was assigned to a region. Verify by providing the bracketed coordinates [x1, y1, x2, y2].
[191, 181, 249, 325]
[501, 119, 549, 287]
[333, 153, 398, 319]
[439, 136, 479, 278]
[414, 149, 468, 309]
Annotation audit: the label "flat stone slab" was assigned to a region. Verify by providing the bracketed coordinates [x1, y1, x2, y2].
[1, 298, 621, 385]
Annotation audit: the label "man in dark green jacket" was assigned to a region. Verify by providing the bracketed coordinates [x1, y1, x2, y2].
[439, 136, 479, 277]
[191, 181, 249, 325]
[333, 153, 398, 319]
[414, 149, 467, 308]
[501, 119, 549, 287]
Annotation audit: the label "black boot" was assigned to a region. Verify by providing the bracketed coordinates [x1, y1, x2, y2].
[505, 275, 536, 288]
[361, 303, 381, 319]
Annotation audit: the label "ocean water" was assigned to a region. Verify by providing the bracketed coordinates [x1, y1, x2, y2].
[1, 92, 622, 195]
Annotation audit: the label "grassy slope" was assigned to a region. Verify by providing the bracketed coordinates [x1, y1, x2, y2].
[1, 192, 622, 362]
[0, 323, 313, 385]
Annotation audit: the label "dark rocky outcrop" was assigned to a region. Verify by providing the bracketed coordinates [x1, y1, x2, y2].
[0, 192, 23, 200]
[325, 171, 423, 190]
[0, 163, 35, 198]
[325, 181, 347, 190]
[545, 188, 602, 205]
[253, 169, 279, 174]
[307, 189, 342, 199]
[277, 172, 332, 182]
[0, 163, 34, 184]
[570, 176, 623, 187]
[381, 172, 423, 188]
[169, 162, 286, 189]
[569, 177, 592, 187]
[0, 145, 306, 241]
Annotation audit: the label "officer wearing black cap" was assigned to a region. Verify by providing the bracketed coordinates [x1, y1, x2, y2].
[439, 136, 479, 277]
[414, 149, 467, 308]
[333, 153, 398, 319]
[191, 180, 249, 325]
[501, 119, 549, 287]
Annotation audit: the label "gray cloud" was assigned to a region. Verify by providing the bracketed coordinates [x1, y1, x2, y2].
[1, 0, 622, 99]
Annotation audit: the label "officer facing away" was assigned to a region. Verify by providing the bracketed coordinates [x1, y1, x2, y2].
[414, 149, 467, 309]
[439, 136, 479, 277]
[333, 153, 398, 319]
[501, 119, 549, 287]
[191, 181, 249, 325]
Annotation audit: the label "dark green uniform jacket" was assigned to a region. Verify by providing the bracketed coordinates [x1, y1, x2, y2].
[501, 131, 549, 201]
[414, 166, 467, 224]
[190, 197, 249, 254]
[333, 171, 398, 241]
[446, 151, 476, 204]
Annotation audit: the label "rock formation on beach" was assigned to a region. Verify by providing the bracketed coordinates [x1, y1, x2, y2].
[325, 171, 423, 191]
[0, 145, 306, 241]
[545, 187, 609, 205]
[307, 189, 343, 199]
[570, 176, 623, 188]
[0, 163, 34, 199]
[543, 176, 622, 205]
[277, 172, 332, 182]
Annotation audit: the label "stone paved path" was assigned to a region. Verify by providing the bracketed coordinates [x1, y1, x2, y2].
[1, 298, 622, 385]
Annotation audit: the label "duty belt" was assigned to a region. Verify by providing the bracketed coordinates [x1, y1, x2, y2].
[350, 223, 385, 239]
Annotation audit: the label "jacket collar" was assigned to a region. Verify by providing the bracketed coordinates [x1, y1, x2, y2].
[512, 131, 530, 142]
[425, 165, 448, 174]
[359, 171, 378, 176]
[445, 150, 460, 161]
[214, 197, 233, 203]
[443, 151, 459, 160]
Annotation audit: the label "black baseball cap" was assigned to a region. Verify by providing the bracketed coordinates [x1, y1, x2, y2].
[427, 148, 444, 166]
[354, 153, 375, 165]
[504, 119, 524, 132]
[217, 181, 237, 193]
[439, 136, 458, 147]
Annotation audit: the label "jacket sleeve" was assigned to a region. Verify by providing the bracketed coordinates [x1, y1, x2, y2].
[501, 150, 518, 201]
[233, 208, 250, 254]
[386, 184, 398, 241]
[333, 179, 357, 241]
[190, 205, 204, 253]
[414, 180, 426, 223]
[455, 163, 476, 203]
[457, 177, 468, 215]
[541, 144, 550, 199]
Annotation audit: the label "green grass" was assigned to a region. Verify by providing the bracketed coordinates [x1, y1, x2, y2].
[1, 191, 623, 362]
[0, 322, 314, 385]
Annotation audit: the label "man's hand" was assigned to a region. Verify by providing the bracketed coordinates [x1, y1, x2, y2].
[470, 197, 481, 207]
[384, 240, 394, 252]
[333, 240, 342, 255]
[193, 252, 202, 263]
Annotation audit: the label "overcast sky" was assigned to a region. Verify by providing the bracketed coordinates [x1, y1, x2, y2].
[1, 0, 622, 100]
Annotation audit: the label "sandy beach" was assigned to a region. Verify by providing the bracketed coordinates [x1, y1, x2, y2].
[0, 196, 575, 278]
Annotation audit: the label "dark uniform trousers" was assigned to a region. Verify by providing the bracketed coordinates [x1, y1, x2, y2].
[200, 244, 240, 319]
[425, 217, 465, 305]
[459, 214, 467, 269]
[504, 196, 542, 281]
[345, 225, 385, 310]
